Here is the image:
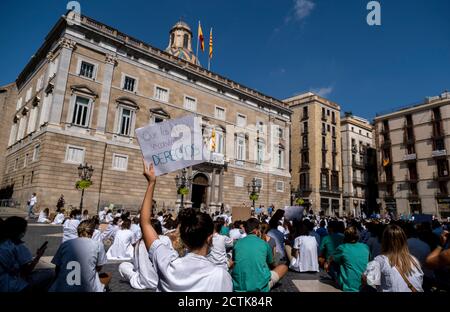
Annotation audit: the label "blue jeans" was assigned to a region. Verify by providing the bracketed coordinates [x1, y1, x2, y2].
[28, 204, 35, 217]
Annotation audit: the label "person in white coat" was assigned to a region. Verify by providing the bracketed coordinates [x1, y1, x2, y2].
[130, 217, 142, 242]
[52, 209, 65, 225]
[119, 219, 173, 290]
[139, 161, 232, 292]
[207, 221, 234, 270]
[287, 223, 319, 272]
[106, 218, 135, 260]
[62, 210, 81, 243]
[37, 208, 51, 224]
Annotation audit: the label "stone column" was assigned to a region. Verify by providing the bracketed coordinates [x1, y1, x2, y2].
[48, 38, 76, 126]
[218, 167, 224, 205]
[96, 54, 116, 136]
[209, 170, 216, 210]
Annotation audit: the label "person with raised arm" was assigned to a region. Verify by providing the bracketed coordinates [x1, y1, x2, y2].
[140, 160, 232, 292]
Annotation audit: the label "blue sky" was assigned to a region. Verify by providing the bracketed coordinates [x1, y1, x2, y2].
[1, 0, 449, 120]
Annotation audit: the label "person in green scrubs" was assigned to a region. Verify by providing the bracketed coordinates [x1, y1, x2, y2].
[330, 226, 370, 292]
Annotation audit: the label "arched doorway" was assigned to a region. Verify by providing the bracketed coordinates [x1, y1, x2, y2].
[191, 173, 209, 209]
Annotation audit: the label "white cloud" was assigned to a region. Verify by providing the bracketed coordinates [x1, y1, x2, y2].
[311, 86, 334, 97]
[292, 0, 315, 21]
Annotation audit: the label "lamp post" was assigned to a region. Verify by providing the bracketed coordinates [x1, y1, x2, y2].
[77, 163, 94, 210]
[247, 177, 261, 208]
[175, 168, 192, 210]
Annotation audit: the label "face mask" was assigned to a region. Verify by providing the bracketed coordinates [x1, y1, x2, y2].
[76, 215, 82, 220]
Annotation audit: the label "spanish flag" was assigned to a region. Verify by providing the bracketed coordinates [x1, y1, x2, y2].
[209, 28, 213, 59]
[198, 22, 204, 52]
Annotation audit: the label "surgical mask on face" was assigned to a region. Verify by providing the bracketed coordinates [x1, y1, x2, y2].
[76, 215, 82, 220]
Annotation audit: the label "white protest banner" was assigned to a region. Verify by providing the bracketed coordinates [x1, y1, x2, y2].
[284, 206, 305, 222]
[135, 115, 205, 176]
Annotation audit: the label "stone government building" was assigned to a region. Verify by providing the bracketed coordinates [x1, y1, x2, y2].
[0, 13, 292, 214]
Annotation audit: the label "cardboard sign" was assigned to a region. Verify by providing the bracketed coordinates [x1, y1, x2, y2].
[232, 206, 252, 222]
[284, 206, 305, 222]
[136, 115, 205, 176]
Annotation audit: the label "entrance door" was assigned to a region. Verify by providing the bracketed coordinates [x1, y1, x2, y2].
[191, 174, 209, 209]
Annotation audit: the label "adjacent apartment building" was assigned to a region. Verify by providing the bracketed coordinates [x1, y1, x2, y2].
[341, 113, 377, 217]
[0, 13, 292, 213]
[374, 91, 450, 218]
[285, 92, 343, 216]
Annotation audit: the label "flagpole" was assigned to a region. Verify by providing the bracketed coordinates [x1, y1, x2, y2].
[196, 21, 200, 60]
[208, 27, 212, 71]
[208, 57, 211, 71]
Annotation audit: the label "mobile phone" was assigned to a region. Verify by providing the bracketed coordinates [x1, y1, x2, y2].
[39, 241, 48, 250]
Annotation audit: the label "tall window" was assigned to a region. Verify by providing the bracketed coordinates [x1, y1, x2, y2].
[118, 107, 133, 136]
[302, 151, 309, 165]
[184, 96, 197, 111]
[236, 136, 245, 161]
[123, 76, 136, 92]
[303, 106, 308, 119]
[33, 144, 40, 161]
[112, 154, 128, 171]
[215, 107, 225, 120]
[303, 136, 308, 148]
[65, 146, 85, 164]
[183, 34, 189, 49]
[303, 122, 308, 133]
[321, 173, 328, 189]
[154, 86, 169, 102]
[237, 114, 247, 127]
[72, 96, 91, 127]
[277, 147, 284, 169]
[79, 61, 95, 79]
[214, 129, 224, 154]
[257, 121, 264, 133]
[257, 141, 264, 165]
[276, 181, 284, 192]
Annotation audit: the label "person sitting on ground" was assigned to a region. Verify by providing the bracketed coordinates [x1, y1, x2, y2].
[260, 223, 276, 260]
[50, 220, 110, 292]
[229, 221, 244, 241]
[329, 226, 370, 292]
[37, 208, 51, 224]
[363, 224, 424, 292]
[105, 209, 114, 223]
[319, 221, 344, 270]
[99, 207, 108, 223]
[52, 209, 65, 225]
[140, 161, 232, 292]
[106, 218, 135, 260]
[130, 216, 142, 242]
[207, 221, 234, 270]
[231, 218, 288, 292]
[81, 209, 89, 221]
[90, 216, 103, 243]
[118, 219, 172, 290]
[62, 209, 81, 243]
[366, 221, 384, 260]
[0, 217, 54, 292]
[267, 209, 287, 264]
[101, 217, 120, 243]
[315, 219, 328, 244]
[286, 222, 319, 273]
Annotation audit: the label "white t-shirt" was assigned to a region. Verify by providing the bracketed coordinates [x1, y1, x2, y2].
[52, 213, 65, 225]
[101, 224, 118, 242]
[50, 238, 107, 292]
[207, 233, 234, 269]
[229, 228, 243, 241]
[0, 240, 29, 292]
[91, 229, 103, 243]
[37, 211, 50, 223]
[106, 229, 135, 260]
[130, 223, 142, 242]
[365, 255, 424, 292]
[148, 238, 233, 292]
[105, 213, 114, 223]
[29, 196, 37, 206]
[98, 210, 107, 222]
[289, 235, 319, 272]
[62, 219, 80, 243]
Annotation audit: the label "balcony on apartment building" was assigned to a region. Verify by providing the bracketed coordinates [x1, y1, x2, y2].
[321, 113, 328, 122]
[403, 128, 415, 146]
[352, 159, 366, 170]
[405, 173, 419, 184]
[403, 153, 417, 163]
[352, 177, 367, 186]
[299, 184, 313, 193]
[331, 115, 337, 125]
[433, 171, 450, 182]
[407, 191, 420, 201]
[320, 186, 342, 196]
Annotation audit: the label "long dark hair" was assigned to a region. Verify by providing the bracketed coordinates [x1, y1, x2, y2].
[178, 208, 214, 250]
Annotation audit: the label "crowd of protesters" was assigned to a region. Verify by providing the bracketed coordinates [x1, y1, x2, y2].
[1, 162, 449, 292]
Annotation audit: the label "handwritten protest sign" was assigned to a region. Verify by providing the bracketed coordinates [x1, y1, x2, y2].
[135, 115, 205, 176]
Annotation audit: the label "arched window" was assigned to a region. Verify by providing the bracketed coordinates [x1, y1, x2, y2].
[183, 34, 189, 49]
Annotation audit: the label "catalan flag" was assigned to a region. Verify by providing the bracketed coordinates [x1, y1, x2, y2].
[209, 28, 213, 59]
[211, 128, 216, 151]
[198, 22, 205, 52]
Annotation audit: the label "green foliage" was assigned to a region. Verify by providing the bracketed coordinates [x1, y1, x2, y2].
[75, 179, 92, 190]
[295, 198, 305, 205]
[178, 186, 189, 196]
[249, 193, 259, 201]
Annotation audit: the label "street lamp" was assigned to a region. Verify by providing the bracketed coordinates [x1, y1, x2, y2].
[247, 177, 261, 208]
[175, 168, 192, 210]
[77, 163, 94, 210]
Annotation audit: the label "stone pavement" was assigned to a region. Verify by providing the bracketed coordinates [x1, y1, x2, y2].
[20, 222, 341, 292]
